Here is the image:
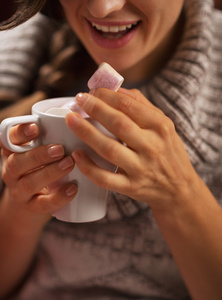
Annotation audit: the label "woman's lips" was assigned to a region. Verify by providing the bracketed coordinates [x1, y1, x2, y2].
[87, 20, 140, 49]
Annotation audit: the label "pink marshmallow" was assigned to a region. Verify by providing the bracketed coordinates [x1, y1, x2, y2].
[87, 62, 124, 91]
[61, 63, 124, 116]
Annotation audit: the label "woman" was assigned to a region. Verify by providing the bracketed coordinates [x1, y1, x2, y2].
[0, 0, 222, 299]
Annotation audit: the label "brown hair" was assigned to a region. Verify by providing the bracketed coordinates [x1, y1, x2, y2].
[0, 0, 64, 30]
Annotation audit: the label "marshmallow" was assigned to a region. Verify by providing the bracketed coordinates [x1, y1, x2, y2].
[52, 62, 124, 116]
[87, 62, 124, 91]
[46, 103, 88, 117]
[46, 107, 72, 116]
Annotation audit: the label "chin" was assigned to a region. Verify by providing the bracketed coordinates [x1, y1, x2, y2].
[93, 54, 139, 74]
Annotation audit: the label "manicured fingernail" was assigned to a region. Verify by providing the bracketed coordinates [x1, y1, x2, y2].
[48, 145, 64, 158]
[76, 92, 88, 107]
[24, 123, 38, 136]
[58, 157, 74, 170]
[65, 184, 78, 197]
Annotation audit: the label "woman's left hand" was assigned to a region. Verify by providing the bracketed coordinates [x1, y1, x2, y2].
[66, 88, 199, 211]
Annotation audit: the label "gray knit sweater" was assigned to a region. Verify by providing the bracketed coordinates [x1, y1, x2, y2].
[1, 0, 222, 299]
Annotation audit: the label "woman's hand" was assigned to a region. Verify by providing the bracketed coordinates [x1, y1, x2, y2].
[66, 88, 199, 212]
[66, 89, 222, 300]
[0, 123, 77, 226]
[0, 122, 77, 298]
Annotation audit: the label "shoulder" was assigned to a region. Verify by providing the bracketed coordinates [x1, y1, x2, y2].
[0, 14, 57, 98]
[212, 7, 222, 27]
[203, 8, 222, 100]
[207, 8, 222, 90]
[211, 8, 222, 47]
[0, 13, 56, 46]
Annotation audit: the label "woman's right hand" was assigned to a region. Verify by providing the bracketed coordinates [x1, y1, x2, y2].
[0, 122, 77, 227]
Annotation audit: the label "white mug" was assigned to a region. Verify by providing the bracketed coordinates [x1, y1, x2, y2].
[0, 97, 116, 223]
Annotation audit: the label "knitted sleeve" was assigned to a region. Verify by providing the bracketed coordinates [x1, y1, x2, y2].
[0, 13, 56, 107]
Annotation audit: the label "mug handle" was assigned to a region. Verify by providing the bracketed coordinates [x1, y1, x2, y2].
[0, 115, 40, 153]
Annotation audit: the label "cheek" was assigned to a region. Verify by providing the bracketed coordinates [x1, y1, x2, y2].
[162, 1, 184, 22]
[59, 0, 73, 8]
[58, 0, 81, 30]
[142, 1, 184, 34]
[156, 2, 184, 35]
[59, 0, 82, 19]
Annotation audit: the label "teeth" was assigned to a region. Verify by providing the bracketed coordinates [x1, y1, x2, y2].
[91, 22, 137, 33]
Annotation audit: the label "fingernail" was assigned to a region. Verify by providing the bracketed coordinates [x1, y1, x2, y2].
[58, 157, 74, 170]
[48, 145, 64, 158]
[24, 123, 38, 136]
[76, 92, 88, 107]
[65, 184, 78, 197]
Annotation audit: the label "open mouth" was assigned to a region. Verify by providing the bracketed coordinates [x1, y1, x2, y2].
[87, 19, 140, 49]
[90, 21, 140, 40]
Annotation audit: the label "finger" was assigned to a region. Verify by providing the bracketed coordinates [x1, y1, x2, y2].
[30, 183, 78, 215]
[17, 156, 74, 200]
[10, 123, 39, 145]
[72, 150, 130, 193]
[73, 93, 145, 149]
[118, 88, 158, 108]
[0, 123, 39, 156]
[89, 88, 164, 128]
[3, 144, 66, 181]
[66, 112, 138, 172]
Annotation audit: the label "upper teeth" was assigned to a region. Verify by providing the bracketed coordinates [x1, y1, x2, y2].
[91, 22, 137, 33]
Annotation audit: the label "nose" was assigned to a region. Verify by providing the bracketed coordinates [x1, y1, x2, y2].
[87, 0, 126, 18]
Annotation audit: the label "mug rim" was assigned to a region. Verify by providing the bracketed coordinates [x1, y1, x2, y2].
[32, 97, 76, 117]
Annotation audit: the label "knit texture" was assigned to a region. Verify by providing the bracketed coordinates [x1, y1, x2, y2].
[0, 14, 55, 103]
[1, 0, 222, 299]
